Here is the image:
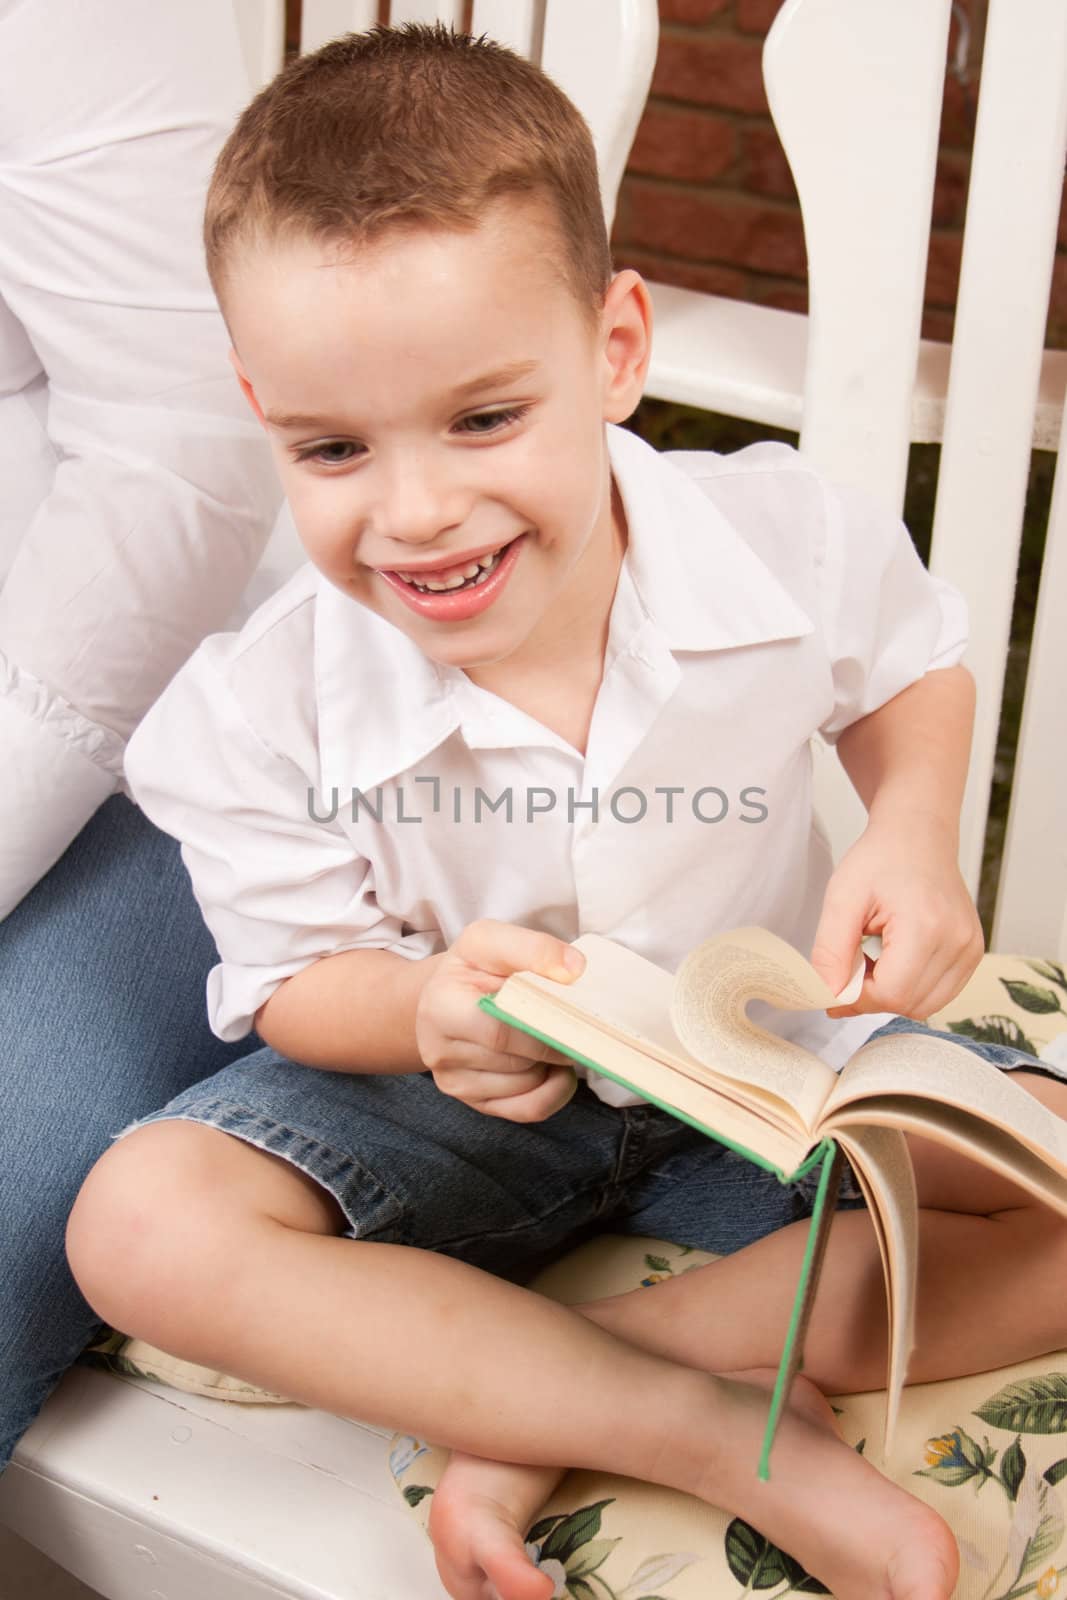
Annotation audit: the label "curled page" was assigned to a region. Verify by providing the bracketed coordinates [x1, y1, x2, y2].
[669, 928, 867, 1127]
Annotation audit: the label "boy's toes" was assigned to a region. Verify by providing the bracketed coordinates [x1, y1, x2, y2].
[886, 1519, 960, 1600]
[480, 1525, 558, 1600]
[430, 1492, 556, 1600]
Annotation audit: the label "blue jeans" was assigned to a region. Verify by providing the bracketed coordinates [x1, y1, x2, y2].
[0, 796, 257, 1473]
[111, 1006, 1062, 1285]
[113, 1051, 820, 1284]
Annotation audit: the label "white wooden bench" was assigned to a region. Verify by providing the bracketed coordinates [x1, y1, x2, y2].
[1, 1, 1064, 1596]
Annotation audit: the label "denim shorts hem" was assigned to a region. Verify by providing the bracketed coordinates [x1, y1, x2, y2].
[868, 1015, 1067, 1081]
[111, 1098, 408, 1241]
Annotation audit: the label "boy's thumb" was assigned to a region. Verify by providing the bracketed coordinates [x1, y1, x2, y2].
[544, 940, 586, 984]
[809, 912, 865, 1001]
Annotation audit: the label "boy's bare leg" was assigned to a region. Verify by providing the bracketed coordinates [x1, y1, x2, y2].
[432, 1071, 1067, 1598]
[68, 1120, 957, 1600]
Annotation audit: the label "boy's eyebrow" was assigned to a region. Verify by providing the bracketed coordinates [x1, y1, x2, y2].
[449, 359, 540, 399]
[263, 361, 540, 433]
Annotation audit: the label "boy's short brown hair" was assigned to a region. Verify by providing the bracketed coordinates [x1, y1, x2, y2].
[205, 22, 613, 324]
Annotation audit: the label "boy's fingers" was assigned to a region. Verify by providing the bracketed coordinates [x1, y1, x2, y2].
[500, 1030, 574, 1065]
[436, 1056, 577, 1111]
[454, 919, 585, 984]
[810, 906, 866, 1000]
[539, 1045, 578, 1067]
[856, 930, 944, 1016]
[479, 1063, 579, 1123]
[812, 928, 863, 998]
[433, 988, 569, 1064]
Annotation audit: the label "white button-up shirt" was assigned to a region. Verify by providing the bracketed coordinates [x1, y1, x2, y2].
[126, 424, 968, 1105]
[0, 0, 282, 918]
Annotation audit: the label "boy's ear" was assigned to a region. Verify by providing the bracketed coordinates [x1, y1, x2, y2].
[599, 269, 653, 425]
[229, 348, 267, 426]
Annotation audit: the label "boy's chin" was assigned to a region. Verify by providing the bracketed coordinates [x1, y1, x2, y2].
[416, 626, 531, 676]
[423, 641, 518, 673]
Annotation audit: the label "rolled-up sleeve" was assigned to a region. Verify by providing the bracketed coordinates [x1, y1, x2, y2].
[0, 0, 282, 919]
[813, 477, 969, 745]
[124, 638, 439, 1041]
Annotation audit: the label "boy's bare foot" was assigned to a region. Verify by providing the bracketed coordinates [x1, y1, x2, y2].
[429, 1370, 958, 1600]
[428, 1369, 839, 1600]
[698, 1375, 959, 1600]
[429, 1454, 561, 1600]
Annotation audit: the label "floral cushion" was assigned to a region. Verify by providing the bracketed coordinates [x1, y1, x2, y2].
[82, 950, 1067, 1599]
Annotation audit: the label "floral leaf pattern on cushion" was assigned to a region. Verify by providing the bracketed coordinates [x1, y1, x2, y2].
[976, 1377, 1067, 1434]
[1001, 982, 1066, 1018]
[936, 953, 1067, 1060]
[948, 1014, 1040, 1053]
[911, 1371, 1067, 1600]
[724, 1516, 830, 1593]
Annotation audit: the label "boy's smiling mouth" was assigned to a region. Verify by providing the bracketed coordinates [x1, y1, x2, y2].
[392, 540, 512, 593]
[377, 535, 526, 621]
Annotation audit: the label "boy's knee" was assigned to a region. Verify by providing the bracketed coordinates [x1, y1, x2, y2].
[66, 1120, 246, 1331]
[66, 1118, 345, 1334]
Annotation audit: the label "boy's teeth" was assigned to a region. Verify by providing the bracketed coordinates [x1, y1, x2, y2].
[397, 544, 507, 593]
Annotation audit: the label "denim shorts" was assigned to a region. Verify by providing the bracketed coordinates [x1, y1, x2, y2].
[114, 1015, 1065, 1282]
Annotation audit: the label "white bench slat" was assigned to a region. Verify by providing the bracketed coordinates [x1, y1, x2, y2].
[927, 0, 1067, 902]
[915, 344, 1067, 453]
[471, 0, 541, 57]
[754, 0, 954, 871]
[995, 395, 1067, 961]
[232, 0, 286, 92]
[388, 0, 466, 24]
[644, 287, 808, 430]
[300, 1, 377, 55]
[645, 299, 1066, 455]
[0, 1368, 442, 1600]
[540, 0, 658, 231]
[765, 0, 953, 512]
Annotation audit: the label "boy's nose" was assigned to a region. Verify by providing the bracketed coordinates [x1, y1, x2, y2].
[374, 454, 472, 547]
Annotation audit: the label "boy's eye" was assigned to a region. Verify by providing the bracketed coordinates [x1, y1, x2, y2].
[294, 440, 362, 466]
[455, 405, 528, 435]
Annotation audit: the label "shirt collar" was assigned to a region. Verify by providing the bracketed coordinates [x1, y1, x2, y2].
[315, 423, 814, 796]
[605, 423, 815, 651]
[315, 584, 456, 798]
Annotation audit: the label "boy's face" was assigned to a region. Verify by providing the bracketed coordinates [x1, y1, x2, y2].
[226, 199, 650, 679]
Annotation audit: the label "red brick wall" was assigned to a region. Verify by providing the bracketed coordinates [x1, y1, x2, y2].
[610, 0, 1067, 349]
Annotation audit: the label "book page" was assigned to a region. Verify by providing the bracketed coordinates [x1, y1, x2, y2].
[495, 943, 813, 1159]
[671, 929, 841, 1129]
[829, 1126, 918, 1460]
[831, 1097, 1067, 1216]
[825, 1031, 1067, 1199]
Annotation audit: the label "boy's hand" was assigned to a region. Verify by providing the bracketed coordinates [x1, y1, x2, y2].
[810, 816, 984, 1020]
[415, 920, 585, 1122]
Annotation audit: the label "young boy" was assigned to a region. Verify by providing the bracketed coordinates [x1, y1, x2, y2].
[66, 23, 1067, 1600]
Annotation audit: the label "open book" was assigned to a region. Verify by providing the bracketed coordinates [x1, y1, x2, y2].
[480, 929, 1067, 1476]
